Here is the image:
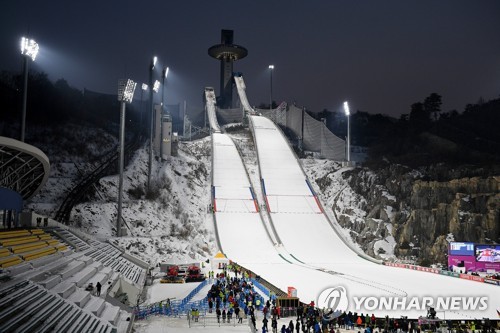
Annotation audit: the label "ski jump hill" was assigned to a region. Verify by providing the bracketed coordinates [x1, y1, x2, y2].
[205, 80, 498, 320]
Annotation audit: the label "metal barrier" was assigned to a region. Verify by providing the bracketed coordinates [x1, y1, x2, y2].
[134, 280, 211, 320]
[187, 312, 249, 327]
[250, 278, 270, 297]
[279, 307, 298, 318]
[134, 278, 274, 321]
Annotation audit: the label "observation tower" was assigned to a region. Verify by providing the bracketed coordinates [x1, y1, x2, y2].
[208, 30, 248, 108]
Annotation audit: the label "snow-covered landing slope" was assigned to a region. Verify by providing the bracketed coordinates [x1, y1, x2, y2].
[247, 115, 499, 320]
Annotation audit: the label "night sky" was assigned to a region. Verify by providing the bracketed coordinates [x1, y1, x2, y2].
[1, 1, 499, 117]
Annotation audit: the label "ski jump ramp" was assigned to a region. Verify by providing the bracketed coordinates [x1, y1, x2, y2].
[207, 79, 499, 320]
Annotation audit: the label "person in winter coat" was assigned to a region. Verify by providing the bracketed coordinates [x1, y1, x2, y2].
[314, 321, 321, 333]
[263, 317, 269, 332]
[235, 307, 240, 319]
[289, 320, 295, 333]
[272, 318, 278, 333]
[216, 308, 221, 323]
[356, 316, 363, 328]
[238, 308, 244, 323]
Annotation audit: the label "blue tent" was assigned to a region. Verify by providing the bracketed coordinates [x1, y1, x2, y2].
[0, 187, 23, 212]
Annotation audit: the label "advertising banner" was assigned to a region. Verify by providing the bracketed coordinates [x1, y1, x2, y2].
[475, 245, 500, 263]
[459, 273, 484, 283]
[449, 242, 475, 256]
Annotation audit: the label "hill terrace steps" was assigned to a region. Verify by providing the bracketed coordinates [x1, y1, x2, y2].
[0, 226, 149, 332]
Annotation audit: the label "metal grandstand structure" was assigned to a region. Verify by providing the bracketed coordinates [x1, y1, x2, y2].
[0, 136, 50, 200]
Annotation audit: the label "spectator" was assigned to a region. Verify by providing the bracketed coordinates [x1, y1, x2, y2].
[216, 308, 221, 323]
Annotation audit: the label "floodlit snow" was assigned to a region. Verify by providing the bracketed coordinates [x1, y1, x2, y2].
[28, 84, 499, 329]
[211, 113, 499, 320]
[146, 280, 203, 304]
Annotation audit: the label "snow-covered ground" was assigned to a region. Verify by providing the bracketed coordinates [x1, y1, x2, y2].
[211, 115, 499, 320]
[145, 279, 203, 304]
[26, 107, 498, 327]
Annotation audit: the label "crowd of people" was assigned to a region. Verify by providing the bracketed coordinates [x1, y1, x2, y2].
[205, 270, 266, 326]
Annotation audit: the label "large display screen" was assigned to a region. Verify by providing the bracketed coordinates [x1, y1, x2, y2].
[449, 242, 475, 256]
[475, 245, 500, 263]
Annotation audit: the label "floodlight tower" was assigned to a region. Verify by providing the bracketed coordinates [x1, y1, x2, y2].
[208, 30, 248, 108]
[117, 79, 137, 237]
[343, 101, 351, 163]
[268, 65, 274, 110]
[147, 56, 157, 192]
[160, 67, 169, 160]
[20, 37, 39, 142]
[140, 83, 148, 139]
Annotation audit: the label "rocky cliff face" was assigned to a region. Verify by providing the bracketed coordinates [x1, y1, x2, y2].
[397, 176, 499, 264]
[337, 165, 499, 265]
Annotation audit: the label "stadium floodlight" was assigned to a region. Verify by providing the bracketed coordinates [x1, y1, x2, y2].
[148, 56, 158, 191]
[151, 56, 157, 70]
[269, 65, 274, 111]
[343, 101, 351, 162]
[20, 37, 39, 61]
[116, 79, 137, 237]
[139, 84, 148, 139]
[20, 37, 40, 142]
[160, 66, 169, 160]
[153, 80, 160, 93]
[343, 101, 350, 116]
[118, 79, 137, 104]
[161, 67, 169, 107]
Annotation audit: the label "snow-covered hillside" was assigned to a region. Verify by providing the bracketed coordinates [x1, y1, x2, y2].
[30, 134, 217, 266]
[27, 123, 395, 267]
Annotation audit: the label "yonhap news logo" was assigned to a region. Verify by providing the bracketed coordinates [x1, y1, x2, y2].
[318, 285, 490, 314]
[317, 286, 349, 319]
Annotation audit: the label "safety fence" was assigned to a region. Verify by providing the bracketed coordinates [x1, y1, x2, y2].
[255, 104, 346, 161]
[133, 277, 273, 321]
[134, 279, 211, 320]
[187, 311, 251, 328]
[250, 278, 270, 297]
[384, 262, 500, 287]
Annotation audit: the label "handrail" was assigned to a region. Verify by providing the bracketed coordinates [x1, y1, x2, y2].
[54, 134, 141, 226]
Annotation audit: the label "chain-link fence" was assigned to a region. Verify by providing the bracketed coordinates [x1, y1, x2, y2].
[255, 104, 346, 161]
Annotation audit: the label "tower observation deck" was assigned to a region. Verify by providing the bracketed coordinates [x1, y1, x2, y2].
[208, 30, 248, 109]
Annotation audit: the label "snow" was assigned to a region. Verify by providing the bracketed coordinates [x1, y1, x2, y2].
[446, 233, 455, 243]
[210, 115, 500, 320]
[374, 234, 396, 259]
[146, 280, 203, 304]
[26, 99, 499, 329]
[381, 189, 397, 203]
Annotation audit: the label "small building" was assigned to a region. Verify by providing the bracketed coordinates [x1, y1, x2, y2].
[211, 251, 229, 270]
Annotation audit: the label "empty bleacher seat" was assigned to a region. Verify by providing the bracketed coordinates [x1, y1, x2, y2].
[0, 235, 40, 247]
[10, 241, 50, 254]
[0, 230, 31, 239]
[0, 248, 10, 257]
[0, 255, 22, 268]
[22, 247, 57, 261]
